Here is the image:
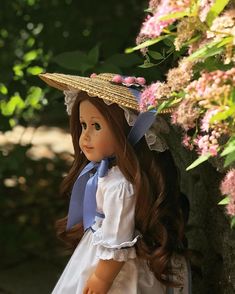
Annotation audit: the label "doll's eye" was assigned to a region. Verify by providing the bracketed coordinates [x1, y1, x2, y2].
[80, 122, 87, 129]
[92, 123, 101, 130]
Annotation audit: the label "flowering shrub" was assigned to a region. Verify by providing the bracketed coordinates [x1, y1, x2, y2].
[129, 0, 235, 226]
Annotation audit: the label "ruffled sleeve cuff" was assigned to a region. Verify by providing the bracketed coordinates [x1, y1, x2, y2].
[92, 229, 141, 261]
[96, 246, 137, 261]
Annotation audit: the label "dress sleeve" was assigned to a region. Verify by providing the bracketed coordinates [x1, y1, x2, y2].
[92, 179, 140, 261]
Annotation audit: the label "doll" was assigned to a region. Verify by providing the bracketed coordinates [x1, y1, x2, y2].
[39, 73, 191, 294]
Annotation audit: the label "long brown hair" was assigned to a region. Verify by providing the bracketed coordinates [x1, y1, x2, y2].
[56, 91, 186, 286]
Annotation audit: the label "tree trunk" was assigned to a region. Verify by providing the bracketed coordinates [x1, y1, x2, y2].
[165, 125, 235, 294]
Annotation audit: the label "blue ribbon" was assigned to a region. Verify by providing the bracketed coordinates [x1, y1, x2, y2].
[67, 159, 109, 230]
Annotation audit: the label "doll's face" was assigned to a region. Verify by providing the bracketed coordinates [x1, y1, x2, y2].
[79, 100, 117, 162]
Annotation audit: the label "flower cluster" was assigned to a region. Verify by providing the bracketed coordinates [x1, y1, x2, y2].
[136, 0, 235, 224]
[140, 58, 194, 112]
[220, 169, 235, 216]
[140, 82, 171, 111]
[172, 68, 235, 156]
[138, 0, 191, 39]
[166, 58, 194, 91]
[174, 17, 203, 51]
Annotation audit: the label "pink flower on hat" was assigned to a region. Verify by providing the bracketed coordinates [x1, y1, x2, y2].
[136, 77, 146, 85]
[90, 73, 97, 78]
[123, 77, 136, 85]
[112, 74, 123, 83]
[112, 74, 146, 87]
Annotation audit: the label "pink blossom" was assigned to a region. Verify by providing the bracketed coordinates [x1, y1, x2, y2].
[197, 134, 219, 156]
[208, 145, 218, 156]
[139, 1, 181, 38]
[220, 169, 235, 199]
[140, 13, 175, 38]
[140, 83, 159, 110]
[139, 0, 192, 39]
[199, 0, 215, 22]
[182, 134, 194, 150]
[140, 82, 170, 111]
[171, 98, 200, 131]
[200, 108, 220, 132]
[171, 112, 178, 124]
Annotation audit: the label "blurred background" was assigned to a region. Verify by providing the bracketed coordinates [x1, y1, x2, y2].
[2, 1, 235, 294]
[0, 1, 152, 293]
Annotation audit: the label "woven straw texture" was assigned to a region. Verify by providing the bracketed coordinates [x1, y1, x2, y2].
[39, 73, 140, 111]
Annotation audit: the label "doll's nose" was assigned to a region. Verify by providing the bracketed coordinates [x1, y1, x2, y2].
[82, 129, 91, 141]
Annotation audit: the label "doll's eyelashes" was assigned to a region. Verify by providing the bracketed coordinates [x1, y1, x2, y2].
[80, 122, 87, 130]
[92, 123, 101, 131]
[80, 122, 101, 131]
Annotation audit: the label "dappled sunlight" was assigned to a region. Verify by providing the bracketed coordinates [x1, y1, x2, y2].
[0, 125, 74, 160]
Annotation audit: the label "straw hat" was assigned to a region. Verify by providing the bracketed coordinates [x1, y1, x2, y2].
[39, 72, 173, 113]
[39, 72, 143, 110]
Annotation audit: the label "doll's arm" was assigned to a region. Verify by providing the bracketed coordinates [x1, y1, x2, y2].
[83, 259, 124, 294]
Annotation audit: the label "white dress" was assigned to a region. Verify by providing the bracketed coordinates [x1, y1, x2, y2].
[52, 166, 191, 294]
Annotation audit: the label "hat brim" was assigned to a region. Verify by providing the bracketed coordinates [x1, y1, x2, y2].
[39, 73, 140, 111]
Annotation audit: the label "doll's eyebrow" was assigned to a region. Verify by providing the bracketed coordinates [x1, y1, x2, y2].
[79, 116, 101, 120]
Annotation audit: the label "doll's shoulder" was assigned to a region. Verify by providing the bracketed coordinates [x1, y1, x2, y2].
[98, 166, 134, 197]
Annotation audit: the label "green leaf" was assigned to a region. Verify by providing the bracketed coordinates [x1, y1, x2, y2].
[0, 94, 25, 116]
[148, 51, 163, 60]
[206, 0, 230, 26]
[157, 99, 175, 113]
[25, 87, 42, 107]
[218, 196, 229, 205]
[23, 50, 38, 62]
[210, 106, 235, 123]
[231, 217, 235, 229]
[125, 35, 167, 53]
[138, 62, 155, 68]
[221, 143, 235, 157]
[106, 53, 142, 67]
[217, 36, 233, 47]
[231, 87, 235, 103]
[224, 151, 235, 167]
[9, 118, 16, 128]
[13, 64, 24, 77]
[96, 63, 121, 74]
[26, 66, 44, 75]
[186, 153, 211, 171]
[162, 36, 174, 47]
[158, 10, 190, 21]
[53, 50, 91, 71]
[26, 37, 35, 48]
[0, 83, 8, 95]
[194, 56, 232, 73]
[87, 44, 100, 65]
[186, 39, 225, 61]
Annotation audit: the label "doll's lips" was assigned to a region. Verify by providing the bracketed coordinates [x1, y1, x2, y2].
[83, 145, 94, 151]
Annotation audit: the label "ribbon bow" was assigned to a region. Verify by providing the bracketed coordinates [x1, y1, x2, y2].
[66, 158, 109, 230]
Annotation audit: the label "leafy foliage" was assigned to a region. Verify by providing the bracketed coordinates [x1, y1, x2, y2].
[130, 0, 235, 226]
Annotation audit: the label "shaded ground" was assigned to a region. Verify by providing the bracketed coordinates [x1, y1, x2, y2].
[0, 126, 74, 293]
